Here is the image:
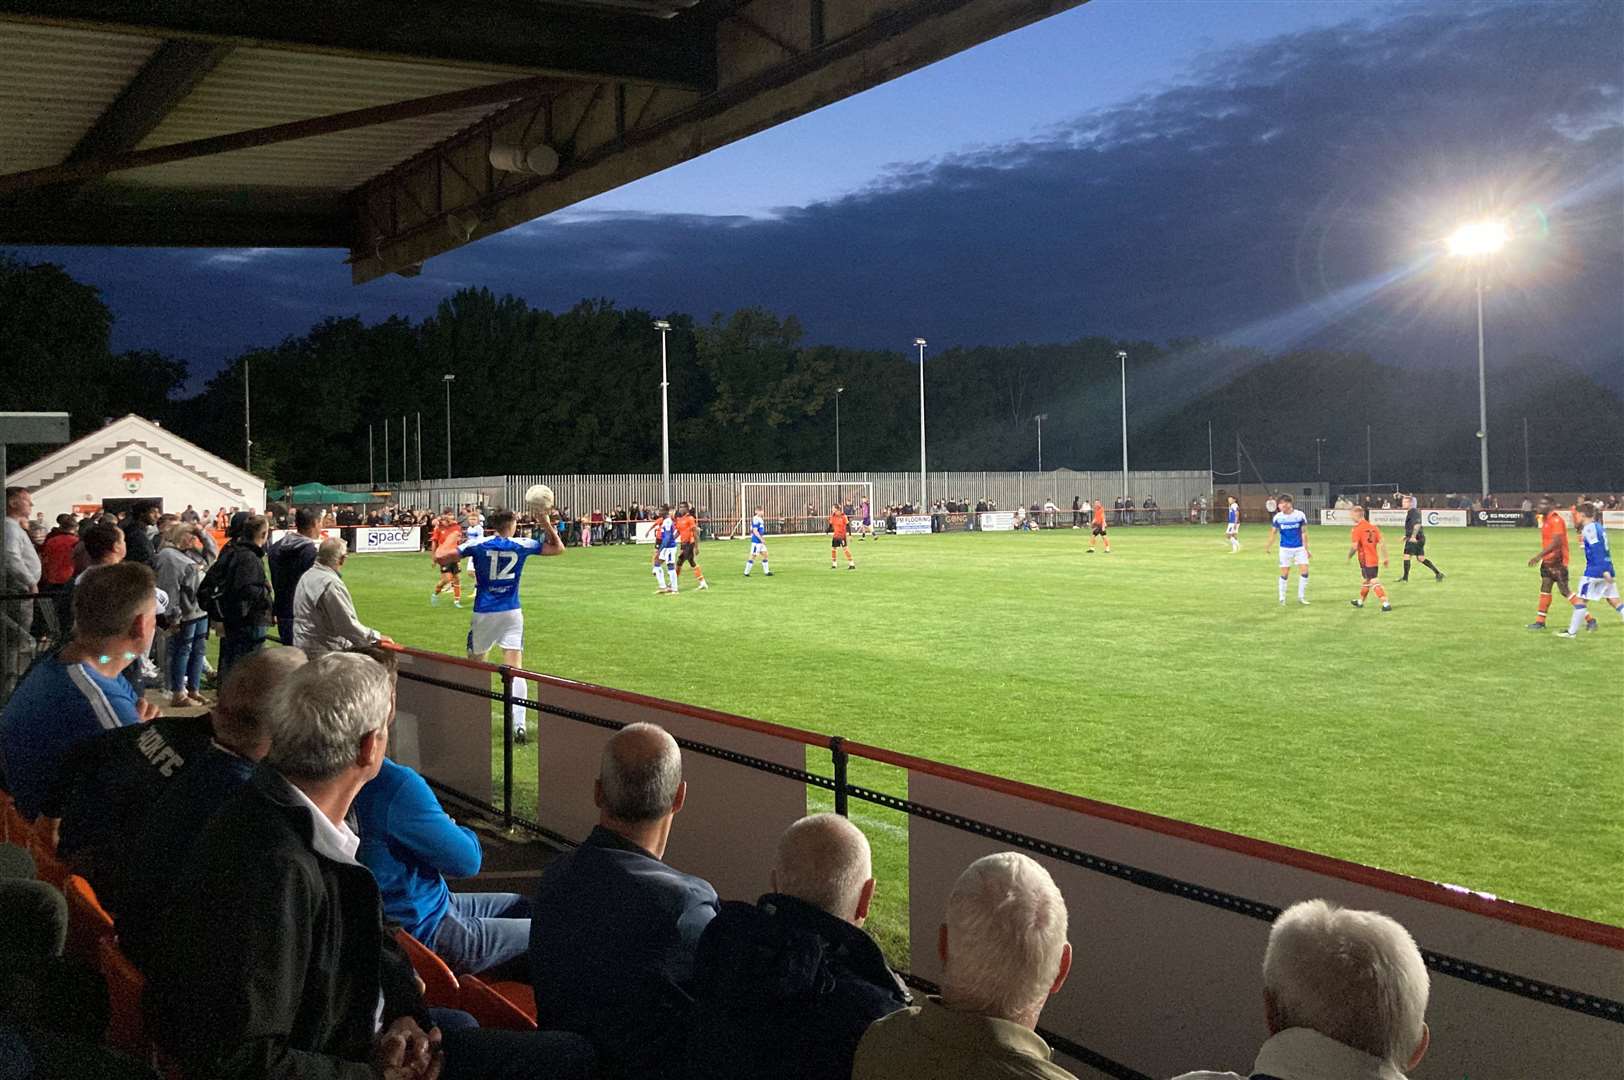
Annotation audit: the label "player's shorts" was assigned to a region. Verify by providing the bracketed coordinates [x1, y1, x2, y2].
[678, 542, 698, 567]
[831, 536, 847, 548]
[1091, 523, 1107, 536]
[1403, 537, 1426, 556]
[467, 610, 523, 654]
[1539, 562, 1568, 589]
[657, 546, 677, 567]
[862, 517, 873, 528]
[436, 557, 461, 574]
[749, 541, 767, 555]
[1225, 523, 1238, 535]
[1360, 563, 1380, 581]
[1578, 575, 1620, 601]
[1278, 546, 1309, 567]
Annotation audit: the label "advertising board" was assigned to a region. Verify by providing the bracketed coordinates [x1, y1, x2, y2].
[893, 514, 932, 534]
[353, 526, 421, 553]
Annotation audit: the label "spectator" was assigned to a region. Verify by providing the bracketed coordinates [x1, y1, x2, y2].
[530, 722, 720, 1079]
[3, 486, 41, 686]
[39, 513, 78, 588]
[267, 507, 322, 646]
[154, 523, 210, 707]
[1171, 899, 1430, 1080]
[112, 648, 307, 968]
[180, 504, 199, 524]
[205, 513, 272, 680]
[685, 813, 907, 1080]
[354, 654, 529, 977]
[852, 852, 1074, 1080]
[0, 563, 159, 820]
[1071, 496, 1082, 529]
[119, 501, 160, 565]
[291, 538, 390, 656]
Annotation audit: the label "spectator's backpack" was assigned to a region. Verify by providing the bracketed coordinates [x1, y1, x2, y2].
[196, 552, 231, 623]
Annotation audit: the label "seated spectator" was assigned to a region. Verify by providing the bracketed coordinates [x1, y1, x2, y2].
[852, 852, 1074, 1080]
[530, 722, 720, 1079]
[354, 648, 527, 977]
[685, 813, 908, 1080]
[1172, 899, 1430, 1080]
[110, 647, 306, 968]
[0, 563, 158, 820]
[292, 538, 390, 656]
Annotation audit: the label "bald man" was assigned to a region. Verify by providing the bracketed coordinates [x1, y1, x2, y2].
[111, 647, 308, 968]
[685, 814, 909, 1080]
[529, 722, 720, 1080]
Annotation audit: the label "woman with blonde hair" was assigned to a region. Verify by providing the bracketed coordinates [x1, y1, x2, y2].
[155, 523, 209, 706]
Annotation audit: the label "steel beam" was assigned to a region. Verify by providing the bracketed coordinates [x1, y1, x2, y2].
[0, 2, 714, 90]
[67, 39, 233, 162]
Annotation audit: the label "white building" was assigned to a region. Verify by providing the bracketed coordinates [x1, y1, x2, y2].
[6, 414, 265, 522]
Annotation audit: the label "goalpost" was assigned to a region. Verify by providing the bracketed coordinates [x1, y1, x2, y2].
[739, 481, 875, 538]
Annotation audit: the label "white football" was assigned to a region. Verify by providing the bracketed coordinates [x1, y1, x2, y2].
[525, 484, 555, 511]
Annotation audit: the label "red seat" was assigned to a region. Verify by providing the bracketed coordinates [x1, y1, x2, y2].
[486, 979, 537, 1020]
[63, 874, 116, 964]
[458, 975, 537, 1030]
[97, 936, 149, 1056]
[393, 928, 461, 1008]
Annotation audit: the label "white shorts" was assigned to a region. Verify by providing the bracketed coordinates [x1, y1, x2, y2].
[750, 542, 767, 555]
[1278, 547, 1309, 568]
[1578, 576, 1620, 601]
[468, 610, 524, 654]
[1226, 523, 1239, 535]
[657, 546, 677, 566]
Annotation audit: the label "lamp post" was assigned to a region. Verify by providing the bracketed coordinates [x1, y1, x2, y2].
[1116, 350, 1129, 508]
[1034, 413, 1048, 472]
[244, 355, 252, 472]
[1314, 437, 1327, 477]
[654, 320, 672, 506]
[915, 338, 928, 507]
[1447, 221, 1507, 500]
[835, 386, 844, 475]
[442, 373, 454, 477]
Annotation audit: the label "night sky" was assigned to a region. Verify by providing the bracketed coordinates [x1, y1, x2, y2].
[13, 1, 1624, 391]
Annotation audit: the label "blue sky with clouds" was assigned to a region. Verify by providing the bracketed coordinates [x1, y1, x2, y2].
[15, 0, 1623, 389]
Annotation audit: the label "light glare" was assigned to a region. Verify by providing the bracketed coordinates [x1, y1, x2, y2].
[1447, 221, 1509, 257]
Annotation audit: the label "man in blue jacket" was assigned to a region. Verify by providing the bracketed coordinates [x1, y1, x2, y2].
[529, 722, 720, 1080]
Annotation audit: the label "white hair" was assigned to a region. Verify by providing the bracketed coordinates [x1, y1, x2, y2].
[316, 537, 347, 568]
[772, 814, 872, 920]
[598, 722, 681, 822]
[265, 652, 393, 780]
[1264, 899, 1429, 1067]
[942, 852, 1069, 1021]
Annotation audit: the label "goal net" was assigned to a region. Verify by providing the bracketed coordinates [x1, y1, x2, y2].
[739, 481, 875, 538]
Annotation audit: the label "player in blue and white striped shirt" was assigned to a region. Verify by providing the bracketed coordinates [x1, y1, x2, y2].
[1264, 494, 1311, 605]
[1560, 503, 1622, 638]
[744, 507, 772, 577]
[1225, 496, 1241, 553]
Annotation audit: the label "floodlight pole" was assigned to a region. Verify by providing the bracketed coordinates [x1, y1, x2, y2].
[416, 412, 422, 484]
[244, 355, 252, 472]
[1034, 413, 1047, 472]
[368, 425, 374, 488]
[916, 338, 928, 508]
[1117, 350, 1129, 507]
[654, 320, 672, 506]
[835, 387, 844, 475]
[443, 374, 454, 478]
[1474, 269, 1490, 500]
[401, 415, 407, 486]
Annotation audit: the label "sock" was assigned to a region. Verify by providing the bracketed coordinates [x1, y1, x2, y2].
[654, 564, 666, 590]
[1278, 575, 1287, 602]
[1535, 593, 1553, 623]
[1422, 559, 1440, 575]
[762, 559, 770, 573]
[1374, 584, 1389, 604]
[695, 566, 705, 582]
[1298, 573, 1308, 600]
[451, 581, 461, 600]
[744, 559, 753, 576]
[1359, 584, 1370, 602]
[514, 679, 528, 732]
[1569, 604, 1589, 635]
[1613, 599, 1624, 621]
[1401, 559, 1410, 581]
[1230, 537, 1239, 551]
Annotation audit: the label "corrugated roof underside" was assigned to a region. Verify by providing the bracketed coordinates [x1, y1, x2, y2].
[125, 49, 529, 191]
[0, 22, 161, 173]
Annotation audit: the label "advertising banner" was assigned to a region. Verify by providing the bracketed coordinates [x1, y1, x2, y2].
[978, 511, 1016, 531]
[353, 525, 421, 552]
[1474, 510, 1532, 528]
[1421, 508, 1469, 528]
[635, 520, 657, 544]
[1322, 508, 1467, 527]
[893, 514, 932, 534]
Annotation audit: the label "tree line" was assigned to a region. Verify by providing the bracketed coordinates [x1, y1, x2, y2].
[4, 253, 1620, 492]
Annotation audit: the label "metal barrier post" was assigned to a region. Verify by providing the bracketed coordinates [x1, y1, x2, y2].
[830, 735, 849, 817]
[498, 665, 515, 832]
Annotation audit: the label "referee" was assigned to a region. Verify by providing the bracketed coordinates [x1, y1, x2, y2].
[1399, 495, 1445, 582]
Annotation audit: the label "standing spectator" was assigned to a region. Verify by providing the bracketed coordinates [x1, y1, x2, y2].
[3, 486, 42, 687]
[39, 513, 79, 636]
[530, 722, 720, 1080]
[292, 538, 390, 656]
[180, 504, 199, 524]
[685, 814, 908, 1080]
[119, 501, 160, 565]
[1171, 900, 1430, 1080]
[205, 514, 272, 681]
[0, 563, 159, 819]
[267, 507, 322, 645]
[852, 852, 1074, 1080]
[154, 524, 210, 707]
[1071, 496, 1082, 529]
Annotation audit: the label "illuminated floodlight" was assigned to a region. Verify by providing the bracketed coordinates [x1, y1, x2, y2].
[1447, 221, 1508, 257]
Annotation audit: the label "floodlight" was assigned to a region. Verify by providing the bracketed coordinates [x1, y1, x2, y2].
[1447, 221, 1508, 257]
[914, 338, 927, 347]
[653, 319, 672, 331]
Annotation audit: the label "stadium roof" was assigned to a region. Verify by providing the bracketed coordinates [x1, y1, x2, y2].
[0, 0, 1085, 282]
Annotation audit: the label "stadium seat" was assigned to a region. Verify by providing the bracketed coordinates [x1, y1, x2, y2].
[63, 873, 116, 964]
[393, 928, 461, 1008]
[458, 975, 537, 1031]
[29, 817, 66, 887]
[96, 936, 149, 1056]
[485, 979, 537, 1021]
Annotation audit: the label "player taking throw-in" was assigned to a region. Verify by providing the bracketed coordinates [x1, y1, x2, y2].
[461, 507, 563, 744]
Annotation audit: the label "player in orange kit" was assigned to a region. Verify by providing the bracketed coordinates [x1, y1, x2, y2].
[830, 504, 855, 570]
[1526, 494, 1593, 631]
[674, 501, 708, 591]
[429, 513, 464, 607]
[1346, 506, 1391, 612]
[1087, 499, 1110, 553]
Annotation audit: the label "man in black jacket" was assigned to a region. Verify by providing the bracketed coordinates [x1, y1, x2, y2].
[209, 514, 272, 681]
[119, 502, 160, 566]
[684, 813, 908, 1080]
[267, 507, 322, 645]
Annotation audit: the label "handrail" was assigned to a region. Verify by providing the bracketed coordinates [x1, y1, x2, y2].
[384, 642, 1624, 951]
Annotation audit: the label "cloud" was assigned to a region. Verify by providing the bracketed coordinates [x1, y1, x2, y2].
[14, 0, 1623, 389]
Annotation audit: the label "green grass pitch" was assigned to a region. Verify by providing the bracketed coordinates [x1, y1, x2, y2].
[342, 525, 1623, 953]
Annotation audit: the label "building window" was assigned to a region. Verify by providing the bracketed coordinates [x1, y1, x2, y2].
[125, 454, 142, 470]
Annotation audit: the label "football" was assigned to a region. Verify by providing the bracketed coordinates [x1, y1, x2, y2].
[525, 484, 556, 512]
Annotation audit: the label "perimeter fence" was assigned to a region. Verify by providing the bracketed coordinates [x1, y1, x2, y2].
[384, 644, 1623, 1080]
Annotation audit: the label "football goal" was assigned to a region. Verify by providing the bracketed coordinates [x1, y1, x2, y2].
[739, 481, 875, 537]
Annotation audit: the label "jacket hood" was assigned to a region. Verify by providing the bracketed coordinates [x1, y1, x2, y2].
[695, 893, 901, 1006]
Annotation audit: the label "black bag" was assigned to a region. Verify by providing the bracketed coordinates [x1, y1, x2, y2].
[196, 552, 230, 623]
